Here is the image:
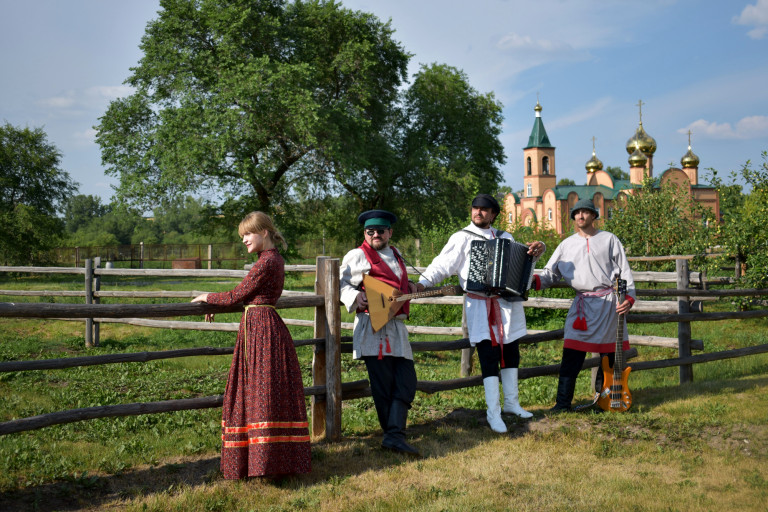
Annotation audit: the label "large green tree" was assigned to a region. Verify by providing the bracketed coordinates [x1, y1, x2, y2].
[400, 63, 505, 224]
[96, 1, 506, 239]
[0, 123, 77, 264]
[96, 0, 409, 218]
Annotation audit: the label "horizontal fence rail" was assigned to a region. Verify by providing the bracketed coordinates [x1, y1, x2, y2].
[1, 256, 766, 440]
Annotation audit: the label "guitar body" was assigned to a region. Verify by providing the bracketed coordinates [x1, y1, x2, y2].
[596, 355, 632, 412]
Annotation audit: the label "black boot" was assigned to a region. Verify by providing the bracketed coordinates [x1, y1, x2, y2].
[549, 376, 576, 412]
[381, 399, 420, 456]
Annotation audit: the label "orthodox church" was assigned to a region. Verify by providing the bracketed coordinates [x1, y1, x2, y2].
[503, 101, 720, 235]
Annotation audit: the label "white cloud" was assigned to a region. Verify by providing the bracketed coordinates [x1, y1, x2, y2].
[548, 97, 614, 131]
[679, 116, 768, 139]
[490, 32, 591, 79]
[733, 0, 768, 39]
[73, 128, 98, 144]
[37, 92, 76, 109]
[35, 85, 133, 114]
[86, 85, 134, 101]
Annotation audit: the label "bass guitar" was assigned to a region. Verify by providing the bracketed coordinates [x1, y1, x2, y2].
[362, 274, 462, 333]
[596, 275, 633, 412]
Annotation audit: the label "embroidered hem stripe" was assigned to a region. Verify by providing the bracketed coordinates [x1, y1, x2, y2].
[222, 435, 311, 447]
[222, 421, 308, 433]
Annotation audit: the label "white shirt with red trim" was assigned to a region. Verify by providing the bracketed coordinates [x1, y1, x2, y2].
[417, 223, 528, 346]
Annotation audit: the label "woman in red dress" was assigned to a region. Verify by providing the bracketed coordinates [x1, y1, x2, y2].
[192, 212, 311, 479]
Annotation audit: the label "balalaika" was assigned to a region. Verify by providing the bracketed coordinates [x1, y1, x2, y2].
[466, 238, 536, 301]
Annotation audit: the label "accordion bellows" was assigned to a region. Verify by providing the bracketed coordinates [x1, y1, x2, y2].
[466, 239, 535, 300]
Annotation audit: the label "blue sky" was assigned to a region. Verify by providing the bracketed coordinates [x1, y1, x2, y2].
[2, 0, 767, 203]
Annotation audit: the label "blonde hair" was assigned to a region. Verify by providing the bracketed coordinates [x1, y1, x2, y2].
[238, 211, 287, 251]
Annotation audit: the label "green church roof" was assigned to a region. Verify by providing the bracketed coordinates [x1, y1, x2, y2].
[550, 183, 635, 201]
[524, 116, 554, 149]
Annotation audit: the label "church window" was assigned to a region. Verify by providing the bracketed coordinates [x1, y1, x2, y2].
[543, 156, 550, 175]
[526, 183, 532, 197]
[547, 208, 552, 221]
[527, 157, 532, 175]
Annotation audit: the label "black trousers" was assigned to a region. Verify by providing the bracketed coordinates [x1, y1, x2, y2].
[363, 356, 417, 430]
[476, 339, 520, 378]
[559, 347, 615, 392]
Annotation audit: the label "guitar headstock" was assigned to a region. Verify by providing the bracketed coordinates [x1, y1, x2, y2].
[613, 276, 627, 302]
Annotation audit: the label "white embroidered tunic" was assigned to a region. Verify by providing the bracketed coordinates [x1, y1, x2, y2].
[537, 230, 636, 353]
[340, 246, 413, 360]
[417, 224, 528, 346]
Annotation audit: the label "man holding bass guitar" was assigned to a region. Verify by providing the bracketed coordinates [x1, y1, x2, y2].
[340, 209, 421, 455]
[533, 198, 636, 412]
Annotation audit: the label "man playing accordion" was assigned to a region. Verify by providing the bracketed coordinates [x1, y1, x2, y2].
[416, 194, 545, 433]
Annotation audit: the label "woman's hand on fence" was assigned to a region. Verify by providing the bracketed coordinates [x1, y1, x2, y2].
[191, 293, 214, 322]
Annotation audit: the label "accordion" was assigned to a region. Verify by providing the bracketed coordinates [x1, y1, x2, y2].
[466, 238, 536, 300]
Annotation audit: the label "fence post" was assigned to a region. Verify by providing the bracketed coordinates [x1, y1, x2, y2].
[85, 259, 93, 348]
[140, 242, 144, 269]
[323, 258, 342, 442]
[207, 244, 213, 270]
[93, 257, 101, 347]
[311, 256, 329, 439]
[676, 258, 693, 383]
[460, 302, 474, 377]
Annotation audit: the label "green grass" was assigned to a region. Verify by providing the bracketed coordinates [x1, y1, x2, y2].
[0, 272, 767, 511]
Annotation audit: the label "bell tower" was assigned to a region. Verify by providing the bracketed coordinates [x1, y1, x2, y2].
[523, 101, 556, 198]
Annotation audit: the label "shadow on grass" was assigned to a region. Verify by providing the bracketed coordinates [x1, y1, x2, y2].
[0, 407, 534, 511]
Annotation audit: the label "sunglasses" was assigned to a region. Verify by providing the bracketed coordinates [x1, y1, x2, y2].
[365, 228, 389, 236]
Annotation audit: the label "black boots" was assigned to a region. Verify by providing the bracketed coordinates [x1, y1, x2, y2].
[549, 376, 577, 412]
[381, 399, 420, 456]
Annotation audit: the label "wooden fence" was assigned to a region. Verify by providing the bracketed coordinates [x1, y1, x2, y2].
[1, 256, 768, 440]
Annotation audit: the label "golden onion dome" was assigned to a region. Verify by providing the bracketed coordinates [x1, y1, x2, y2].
[628, 145, 648, 167]
[681, 145, 700, 168]
[585, 151, 603, 172]
[625, 123, 657, 155]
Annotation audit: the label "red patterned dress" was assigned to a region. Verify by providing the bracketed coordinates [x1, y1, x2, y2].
[206, 248, 311, 478]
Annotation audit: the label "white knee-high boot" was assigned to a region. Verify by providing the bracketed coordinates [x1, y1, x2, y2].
[501, 368, 533, 418]
[483, 376, 507, 433]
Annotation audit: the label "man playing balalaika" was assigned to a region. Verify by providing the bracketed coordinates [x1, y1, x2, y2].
[533, 198, 636, 412]
[340, 209, 420, 456]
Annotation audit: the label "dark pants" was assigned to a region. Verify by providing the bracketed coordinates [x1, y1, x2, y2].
[476, 339, 520, 378]
[363, 356, 417, 431]
[559, 347, 614, 393]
